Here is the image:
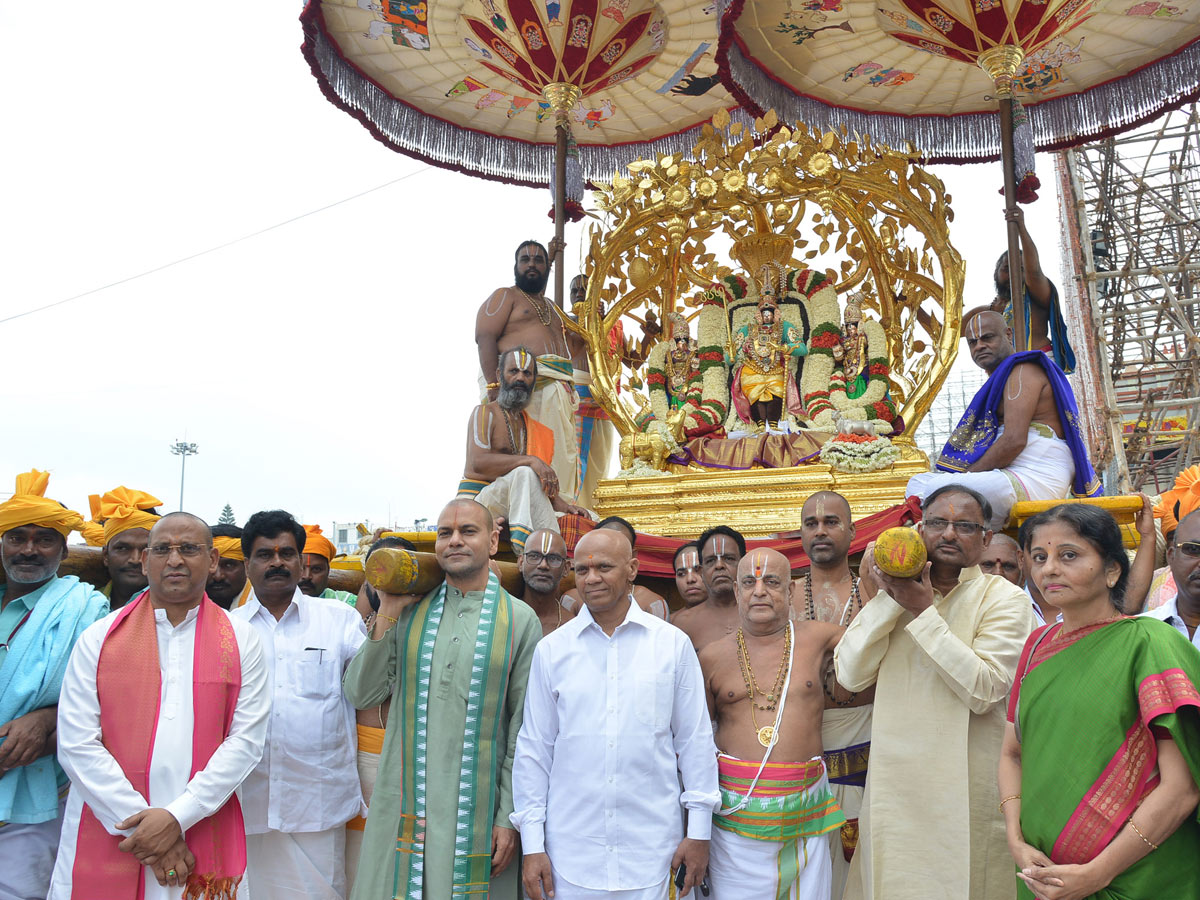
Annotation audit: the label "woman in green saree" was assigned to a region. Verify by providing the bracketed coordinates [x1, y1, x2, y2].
[998, 504, 1200, 900]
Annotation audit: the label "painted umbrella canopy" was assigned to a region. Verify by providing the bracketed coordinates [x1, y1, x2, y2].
[717, 0, 1200, 161]
[301, 0, 738, 186]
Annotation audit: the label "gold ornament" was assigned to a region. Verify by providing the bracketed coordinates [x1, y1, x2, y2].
[757, 725, 775, 747]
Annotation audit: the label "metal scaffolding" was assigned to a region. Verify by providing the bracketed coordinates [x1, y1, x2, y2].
[1056, 103, 1200, 495]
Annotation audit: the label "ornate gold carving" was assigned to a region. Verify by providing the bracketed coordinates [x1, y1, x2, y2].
[977, 46, 1026, 99]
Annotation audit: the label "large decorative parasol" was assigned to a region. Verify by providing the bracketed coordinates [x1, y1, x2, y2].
[301, 0, 738, 304]
[717, 0, 1200, 347]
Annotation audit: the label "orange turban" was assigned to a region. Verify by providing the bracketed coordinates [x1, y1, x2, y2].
[98, 486, 163, 545]
[302, 525, 337, 560]
[213, 536, 244, 561]
[1154, 465, 1200, 536]
[0, 470, 84, 538]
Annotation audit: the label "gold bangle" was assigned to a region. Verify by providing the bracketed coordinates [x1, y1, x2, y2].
[1127, 818, 1159, 851]
[486, 381, 500, 390]
[998, 795, 1021, 813]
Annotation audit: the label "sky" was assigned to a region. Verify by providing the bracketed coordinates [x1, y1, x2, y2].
[0, 0, 1063, 533]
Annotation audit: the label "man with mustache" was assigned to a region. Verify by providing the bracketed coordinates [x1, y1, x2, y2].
[206, 523, 251, 609]
[1142, 508, 1200, 646]
[701, 547, 846, 899]
[673, 526, 745, 651]
[905, 309, 1101, 531]
[231, 509, 367, 900]
[461, 346, 588, 554]
[518, 529, 575, 636]
[795, 491, 874, 898]
[476, 240, 581, 501]
[299, 524, 356, 606]
[49, 512, 269, 900]
[835, 485, 1032, 900]
[0, 471, 107, 900]
[345, 498, 541, 900]
[94, 486, 162, 607]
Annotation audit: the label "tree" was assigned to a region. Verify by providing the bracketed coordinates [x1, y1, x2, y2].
[218, 504, 236, 525]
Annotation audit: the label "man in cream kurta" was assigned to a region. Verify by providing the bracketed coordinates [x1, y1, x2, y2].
[834, 485, 1032, 900]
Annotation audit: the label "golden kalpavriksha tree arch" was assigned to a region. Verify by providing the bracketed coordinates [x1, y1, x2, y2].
[566, 111, 966, 529]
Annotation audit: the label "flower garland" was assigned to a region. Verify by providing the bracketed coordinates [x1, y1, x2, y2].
[641, 298, 728, 440]
[819, 433, 901, 473]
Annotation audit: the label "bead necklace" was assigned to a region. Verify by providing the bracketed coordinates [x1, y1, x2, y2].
[502, 408, 526, 455]
[805, 574, 861, 708]
[520, 289, 553, 326]
[736, 625, 792, 747]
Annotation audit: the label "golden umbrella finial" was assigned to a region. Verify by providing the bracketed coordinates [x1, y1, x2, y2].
[977, 45, 1027, 99]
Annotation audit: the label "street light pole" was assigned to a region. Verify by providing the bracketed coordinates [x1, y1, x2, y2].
[169, 440, 199, 511]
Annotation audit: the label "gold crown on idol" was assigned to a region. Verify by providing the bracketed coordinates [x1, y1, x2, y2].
[844, 292, 865, 323]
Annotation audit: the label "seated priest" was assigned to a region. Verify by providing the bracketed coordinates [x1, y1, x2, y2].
[458, 347, 589, 553]
[906, 309, 1100, 530]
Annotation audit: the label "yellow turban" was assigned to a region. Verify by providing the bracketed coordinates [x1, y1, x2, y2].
[213, 536, 245, 561]
[1154, 464, 1200, 536]
[302, 525, 337, 560]
[0, 470, 84, 538]
[98, 486, 163, 545]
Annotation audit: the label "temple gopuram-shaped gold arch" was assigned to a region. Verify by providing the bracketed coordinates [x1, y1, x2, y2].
[565, 111, 967, 536]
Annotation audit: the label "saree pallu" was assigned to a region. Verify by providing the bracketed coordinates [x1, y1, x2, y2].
[1014, 617, 1200, 899]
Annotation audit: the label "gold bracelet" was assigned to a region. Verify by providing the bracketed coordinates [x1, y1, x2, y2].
[1127, 818, 1159, 851]
[486, 381, 500, 390]
[998, 795, 1021, 813]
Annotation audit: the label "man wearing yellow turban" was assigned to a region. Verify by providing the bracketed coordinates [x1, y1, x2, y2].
[94, 487, 162, 609]
[0, 471, 108, 898]
[1145, 465, 1200, 611]
[299, 525, 356, 606]
[208, 524, 252, 610]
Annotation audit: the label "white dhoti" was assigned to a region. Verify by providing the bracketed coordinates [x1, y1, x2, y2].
[345, 724, 384, 896]
[0, 800, 64, 900]
[821, 705, 872, 900]
[709, 756, 843, 900]
[906, 426, 1075, 529]
[245, 828, 346, 900]
[468, 466, 560, 554]
[547, 871, 670, 899]
[481, 356, 579, 501]
[574, 372, 616, 509]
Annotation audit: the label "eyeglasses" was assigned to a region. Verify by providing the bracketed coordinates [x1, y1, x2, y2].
[524, 552, 565, 567]
[923, 518, 986, 536]
[148, 543, 209, 559]
[1176, 541, 1200, 559]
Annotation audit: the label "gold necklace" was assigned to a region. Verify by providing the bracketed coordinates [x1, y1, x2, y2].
[502, 409, 526, 454]
[520, 289, 553, 326]
[736, 625, 792, 747]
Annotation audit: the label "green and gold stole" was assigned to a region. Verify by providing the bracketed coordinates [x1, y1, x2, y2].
[392, 572, 515, 898]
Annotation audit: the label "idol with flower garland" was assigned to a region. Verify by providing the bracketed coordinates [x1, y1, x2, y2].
[728, 263, 808, 430]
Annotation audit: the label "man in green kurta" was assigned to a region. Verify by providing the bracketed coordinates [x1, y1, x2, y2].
[343, 498, 540, 899]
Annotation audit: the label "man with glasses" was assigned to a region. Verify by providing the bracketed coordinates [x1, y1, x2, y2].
[835, 485, 1032, 900]
[519, 529, 575, 636]
[231, 509, 366, 900]
[673, 526, 746, 651]
[1142, 509, 1200, 647]
[905, 309, 1101, 530]
[0, 471, 107, 900]
[50, 512, 269, 900]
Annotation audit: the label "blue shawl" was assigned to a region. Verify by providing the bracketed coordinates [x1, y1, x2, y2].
[1002, 280, 1076, 374]
[0, 575, 108, 823]
[936, 351, 1102, 498]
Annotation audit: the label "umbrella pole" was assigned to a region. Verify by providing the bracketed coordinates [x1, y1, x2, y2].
[998, 98, 1028, 352]
[554, 119, 567, 310]
[979, 45, 1029, 352]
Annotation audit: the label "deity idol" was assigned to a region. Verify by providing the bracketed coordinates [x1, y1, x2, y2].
[729, 265, 807, 428]
[832, 294, 868, 398]
[663, 313, 701, 410]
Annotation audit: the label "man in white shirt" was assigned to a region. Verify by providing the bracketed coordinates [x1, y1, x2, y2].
[231, 509, 366, 900]
[1141, 509, 1200, 648]
[50, 512, 270, 900]
[512, 528, 720, 899]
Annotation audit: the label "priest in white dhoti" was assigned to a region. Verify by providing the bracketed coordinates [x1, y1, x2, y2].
[231, 510, 366, 900]
[511, 529, 720, 899]
[905, 310, 1101, 530]
[49, 512, 269, 899]
[834, 486, 1032, 900]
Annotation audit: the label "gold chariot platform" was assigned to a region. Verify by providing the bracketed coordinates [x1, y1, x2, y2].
[591, 450, 929, 538]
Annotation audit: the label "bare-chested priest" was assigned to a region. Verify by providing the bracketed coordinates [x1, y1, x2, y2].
[906, 309, 1101, 530]
[700, 548, 846, 899]
[794, 491, 874, 899]
[476, 240, 580, 501]
[459, 346, 588, 553]
[518, 529, 575, 636]
[673, 526, 745, 651]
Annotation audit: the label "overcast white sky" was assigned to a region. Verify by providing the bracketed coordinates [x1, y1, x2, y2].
[0, 0, 1063, 533]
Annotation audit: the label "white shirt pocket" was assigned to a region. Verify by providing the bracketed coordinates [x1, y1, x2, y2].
[634, 674, 673, 729]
